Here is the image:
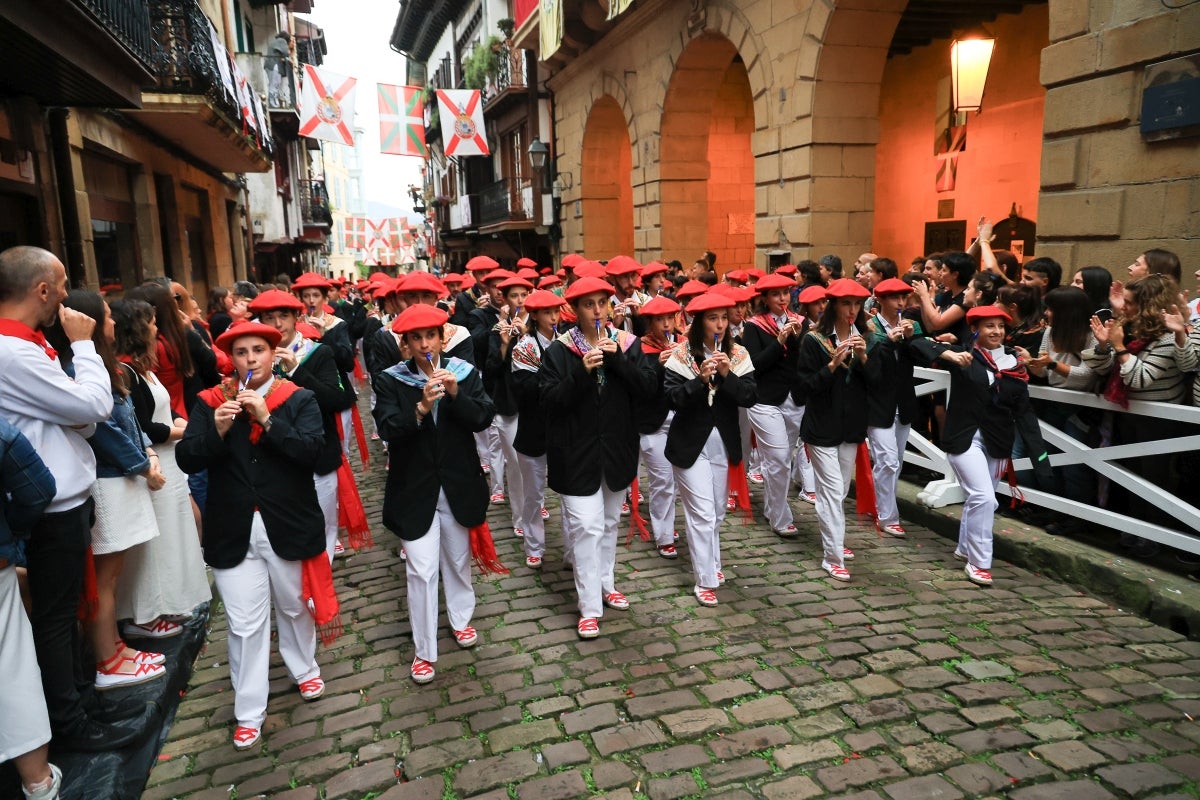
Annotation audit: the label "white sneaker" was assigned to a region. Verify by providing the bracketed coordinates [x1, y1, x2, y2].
[22, 763, 61, 800]
[964, 564, 993, 585]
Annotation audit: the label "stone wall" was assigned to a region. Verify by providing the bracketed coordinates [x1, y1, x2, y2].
[1037, 0, 1200, 282]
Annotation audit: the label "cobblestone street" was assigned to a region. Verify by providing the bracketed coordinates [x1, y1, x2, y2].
[147, 431, 1200, 800]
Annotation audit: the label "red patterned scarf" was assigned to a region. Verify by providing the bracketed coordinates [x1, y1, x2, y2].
[199, 377, 300, 443]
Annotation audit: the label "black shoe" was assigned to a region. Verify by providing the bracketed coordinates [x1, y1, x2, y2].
[86, 691, 155, 722]
[55, 706, 157, 753]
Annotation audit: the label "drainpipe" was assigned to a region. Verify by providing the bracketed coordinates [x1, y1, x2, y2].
[47, 107, 87, 286]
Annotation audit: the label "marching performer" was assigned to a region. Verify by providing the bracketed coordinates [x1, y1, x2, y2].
[539, 277, 656, 639]
[664, 293, 756, 606]
[865, 278, 924, 538]
[374, 304, 498, 682]
[742, 272, 807, 537]
[635, 295, 685, 558]
[796, 279, 880, 582]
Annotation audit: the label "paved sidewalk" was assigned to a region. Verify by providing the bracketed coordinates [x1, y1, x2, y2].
[147, 438, 1200, 800]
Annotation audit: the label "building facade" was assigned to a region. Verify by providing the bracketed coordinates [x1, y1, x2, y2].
[540, 0, 1199, 277]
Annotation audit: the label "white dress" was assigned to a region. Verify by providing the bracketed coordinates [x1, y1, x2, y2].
[115, 373, 211, 622]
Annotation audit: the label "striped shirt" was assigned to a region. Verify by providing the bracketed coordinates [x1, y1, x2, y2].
[1082, 332, 1194, 404]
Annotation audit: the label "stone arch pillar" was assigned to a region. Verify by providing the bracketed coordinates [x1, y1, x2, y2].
[581, 96, 634, 258]
[659, 33, 755, 273]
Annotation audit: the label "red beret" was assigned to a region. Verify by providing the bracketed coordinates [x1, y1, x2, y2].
[295, 322, 323, 340]
[754, 273, 796, 292]
[516, 257, 538, 269]
[605, 255, 642, 277]
[465, 255, 500, 272]
[686, 293, 735, 314]
[291, 272, 332, 291]
[564, 276, 613, 302]
[498, 276, 535, 292]
[573, 261, 608, 280]
[215, 321, 282, 354]
[560, 253, 585, 268]
[676, 280, 709, 300]
[873, 278, 913, 296]
[442, 272, 464, 285]
[523, 290, 567, 310]
[640, 295, 681, 316]
[516, 267, 540, 281]
[538, 275, 563, 289]
[398, 271, 448, 298]
[391, 303, 449, 334]
[641, 262, 669, 277]
[725, 269, 749, 284]
[797, 285, 828, 305]
[825, 278, 871, 299]
[774, 265, 798, 277]
[966, 304, 1013, 323]
[248, 289, 305, 314]
[483, 269, 517, 284]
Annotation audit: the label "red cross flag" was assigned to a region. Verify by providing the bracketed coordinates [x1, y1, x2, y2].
[436, 89, 489, 157]
[343, 217, 366, 249]
[365, 218, 393, 251]
[378, 84, 427, 157]
[299, 64, 357, 146]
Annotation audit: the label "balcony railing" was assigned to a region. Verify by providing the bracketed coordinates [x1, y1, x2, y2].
[493, 47, 528, 94]
[301, 180, 333, 227]
[477, 178, 533, 226]
[76, 0, 155, 69]
[146, 0, 273, 155]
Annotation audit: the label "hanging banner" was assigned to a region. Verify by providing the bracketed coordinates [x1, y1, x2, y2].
[299, 64, 357, 145]
[436, 89, 489, 157]
[539, 0, 563, 61]
[378, 84, 427, 157]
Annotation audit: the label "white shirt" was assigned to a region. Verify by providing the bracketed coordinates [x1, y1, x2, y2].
[0, 336, 113, 512]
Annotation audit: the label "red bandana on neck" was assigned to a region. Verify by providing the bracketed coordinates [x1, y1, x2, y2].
[0, 319, 57, 360]
[199, 377, 300, 443]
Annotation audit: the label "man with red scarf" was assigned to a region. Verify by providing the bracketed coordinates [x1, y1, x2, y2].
[0, 246, 158, 752]
[177, 322, 336, 751]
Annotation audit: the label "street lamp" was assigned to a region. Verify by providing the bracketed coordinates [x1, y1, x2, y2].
[951, 38, 995, 113]
[527, 137, 549, 172]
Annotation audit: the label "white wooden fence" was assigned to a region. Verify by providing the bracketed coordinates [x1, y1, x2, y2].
[904, 367, 1200, 555]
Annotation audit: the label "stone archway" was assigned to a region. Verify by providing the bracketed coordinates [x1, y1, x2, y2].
[659, 33, 755, 274]
[580, 95, 634, 258]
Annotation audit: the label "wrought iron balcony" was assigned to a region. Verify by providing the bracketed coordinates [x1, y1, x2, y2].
[486, 47, 529, 100]
[477, 178, 533, 228]
[0, 0, 155, 107]
[125, 0, 273, 172]
[301, 180, 333, 227]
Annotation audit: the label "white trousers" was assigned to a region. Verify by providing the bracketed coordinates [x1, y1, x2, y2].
[404, 490, 475, 662]
[638, 412, 677, 546]
[314, 470, 339, 564]
[475, 426, 502, 491]
[673, 429, 728, 588]
[515, 452, 547, 558]
[339, 409, 353, 458]
[747, 398, 804, 530]
[868, 415, 911, 527]
[560, 485, 624, 619]
[211, 513, 319, 729]
[947, 432, 1000, 569]
[0, 567, 51, 763]
[494, 414, 524, 525]
[809, 442, 858, 567]
[789, 405, 814, 493]
[739, 407, 759, 474]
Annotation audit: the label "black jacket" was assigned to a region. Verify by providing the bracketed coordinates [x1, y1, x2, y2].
[741, 319, 805, 406]
[910, 339, 1038, 458]
[635, 338, 674, 434]
[320, 318, 357, 377]
[177, 385, 326, 568]
[486, 329, 519, 416]
[373, 359, 495, 540]
[511, 334, 550, 457]
[664, 349, 757, 468]
[127, 368, 173, 445]
[365, 325, 401, 383]
[864, 318, 921, 428]
[538, 334, 657, 495]
[289, 343, 356, 475]
[796, 331, 883, 446]
[467, 305, 501, 389]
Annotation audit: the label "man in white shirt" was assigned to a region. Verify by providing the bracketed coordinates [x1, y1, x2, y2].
[0, 246, 153, 752]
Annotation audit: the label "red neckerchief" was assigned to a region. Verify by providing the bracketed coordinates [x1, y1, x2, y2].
[1101, 337, 1150, 409]
[746, 311, 803, 350]
[640, 332, 679, 355]
[973, 345, 1029, 383]
[0, 319, 57, 360]
[199, 377, 300, 443]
